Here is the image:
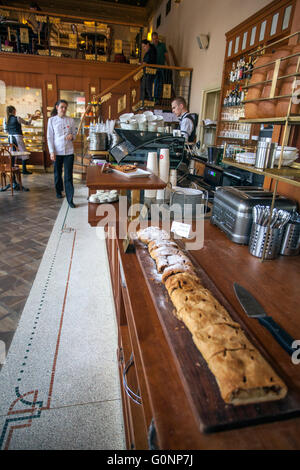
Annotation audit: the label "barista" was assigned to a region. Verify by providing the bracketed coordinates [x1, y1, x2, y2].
[171, 96, 196, 142]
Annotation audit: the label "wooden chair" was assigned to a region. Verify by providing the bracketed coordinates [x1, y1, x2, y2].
[0, 145, 23, 196]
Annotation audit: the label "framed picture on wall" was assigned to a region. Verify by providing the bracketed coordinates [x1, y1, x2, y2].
[20, 28, 29, 44]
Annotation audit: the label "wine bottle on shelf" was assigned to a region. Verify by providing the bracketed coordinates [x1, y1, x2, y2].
[229, 62, 235, 82]
[223, 91, 229, 107]
[240, 86, 245, 103]
[247, 56, 254, 79]
[239, 57, 245, 81]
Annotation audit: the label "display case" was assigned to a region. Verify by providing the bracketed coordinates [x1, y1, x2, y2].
[0, 85, 44, 165]
[21, 119, 44, 152]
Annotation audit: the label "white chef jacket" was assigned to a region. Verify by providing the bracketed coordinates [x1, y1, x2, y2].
[179, 112, 194, 141]
[47, 115, 76, 156]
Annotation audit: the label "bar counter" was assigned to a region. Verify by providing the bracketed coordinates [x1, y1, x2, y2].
[86, 169, 300, 449]
[102, 217, 300, 449]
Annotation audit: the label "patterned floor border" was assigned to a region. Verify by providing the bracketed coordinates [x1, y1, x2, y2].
[0, 202, 77, 450]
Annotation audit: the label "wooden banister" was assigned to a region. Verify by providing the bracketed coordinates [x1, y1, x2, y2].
[76, 63, 193, 135]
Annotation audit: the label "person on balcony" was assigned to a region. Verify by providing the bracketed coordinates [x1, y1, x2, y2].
[141, 39, 157, 102]
[151, 32, 170, 103]
[47, 99, 76, 208]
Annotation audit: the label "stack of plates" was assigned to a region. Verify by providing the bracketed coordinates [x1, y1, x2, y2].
[235, 152, 256, 164]
[118, 111, 165, 131]
[89, 190, 118, 204]
[274, 147, 299, 166]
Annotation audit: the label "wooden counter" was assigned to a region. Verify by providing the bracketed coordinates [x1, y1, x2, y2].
[103, 213, 300, 450]
[86, 165, 167, 190]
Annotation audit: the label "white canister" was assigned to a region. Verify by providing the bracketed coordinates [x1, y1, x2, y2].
[156, 148, 170, 201]
[145, 151, 158, 199]
[169, 169, 177, 187]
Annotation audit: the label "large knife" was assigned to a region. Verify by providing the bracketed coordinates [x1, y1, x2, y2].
[234, 283, 295, 356]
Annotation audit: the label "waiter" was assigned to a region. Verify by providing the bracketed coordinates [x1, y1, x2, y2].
[47, 99, 76, 208]
[171, 96, 196, 142]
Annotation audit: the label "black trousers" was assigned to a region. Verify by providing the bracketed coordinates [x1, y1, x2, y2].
[140, 74, 155, 101]
[54, 154, 74, 204]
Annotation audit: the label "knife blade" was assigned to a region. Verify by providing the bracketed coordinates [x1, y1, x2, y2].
[234, 283, 295, 356]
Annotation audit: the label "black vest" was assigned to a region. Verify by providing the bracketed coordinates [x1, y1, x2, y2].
[7, 115, 22, 135]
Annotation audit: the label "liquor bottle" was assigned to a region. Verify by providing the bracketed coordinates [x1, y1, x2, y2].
[223, 91, 229, 107]
[239, 57, 245, 81]
[240, 86, 245, 103]
[247, 56, 254, 79]
[230, 88, 235, 106]
[236, 86, 241, 106]
[229, 63, 235, 82]
[243, 59, 248, 80]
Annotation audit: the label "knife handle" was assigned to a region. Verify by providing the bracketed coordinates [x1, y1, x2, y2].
[258, 316, 295, 356]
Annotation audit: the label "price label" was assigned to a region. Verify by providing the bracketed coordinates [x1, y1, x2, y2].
[171, 221, 192, 239]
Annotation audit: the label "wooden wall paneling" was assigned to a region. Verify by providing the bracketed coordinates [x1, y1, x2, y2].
[0, 71, 41, 88]
[0, 54, 137, 81]
[57, 75, 86, 92]
[290, 0, 300, 33]
[87, 80, 99, 101]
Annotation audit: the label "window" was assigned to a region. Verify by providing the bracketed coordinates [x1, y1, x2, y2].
[234, 36, 240, 54]
[270, 13, 279, 36]
[242, 32, 248, 50]
[282, 5, 292, 30]
[259, 20, 267, 41]
[156, 14, 161, 29]
[166, 0, 171, 16]
[250, 26, 257, 46]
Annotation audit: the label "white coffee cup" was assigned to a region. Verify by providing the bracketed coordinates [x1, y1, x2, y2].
[157, 148, 170, 201]
[145, 152, 158, 199]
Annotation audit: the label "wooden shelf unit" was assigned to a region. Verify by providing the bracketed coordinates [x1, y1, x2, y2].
[216, 0, 297, 148]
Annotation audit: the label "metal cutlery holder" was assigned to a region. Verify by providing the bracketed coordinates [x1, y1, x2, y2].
[280, 222, 300, 256]
[249, 223, 284, 259]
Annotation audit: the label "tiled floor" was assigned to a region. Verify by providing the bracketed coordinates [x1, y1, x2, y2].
[0, 172, 63, 367]
[0, 180, 125, 449]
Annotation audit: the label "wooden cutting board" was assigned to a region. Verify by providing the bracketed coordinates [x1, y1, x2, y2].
[134, 239, 300, 433]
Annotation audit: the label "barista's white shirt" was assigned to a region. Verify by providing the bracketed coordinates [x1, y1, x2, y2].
[47, 115, 76, 155]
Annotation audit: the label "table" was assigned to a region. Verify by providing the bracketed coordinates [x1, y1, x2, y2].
[86, 164, 167, 226]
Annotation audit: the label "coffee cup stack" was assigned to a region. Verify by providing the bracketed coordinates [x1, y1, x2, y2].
[144, 151, 158, 199]
[156, 148, 170, 201]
